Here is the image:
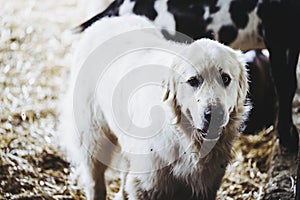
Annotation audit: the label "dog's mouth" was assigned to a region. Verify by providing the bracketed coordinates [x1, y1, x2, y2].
[195, 126, 222, 140]
[185, 108, 225, 140]
[196, 128, 209, 138]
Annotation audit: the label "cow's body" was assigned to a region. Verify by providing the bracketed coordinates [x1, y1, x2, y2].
[77, 0, 266, 50]
[75, 0, 300, 198]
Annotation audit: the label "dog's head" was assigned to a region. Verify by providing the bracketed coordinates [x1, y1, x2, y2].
[164, 39, 248, 140]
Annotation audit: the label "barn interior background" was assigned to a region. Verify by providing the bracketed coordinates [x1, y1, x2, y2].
[0, 0, 300, 199]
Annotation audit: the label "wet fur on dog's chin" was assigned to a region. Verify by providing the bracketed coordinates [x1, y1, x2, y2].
[59, 15, 250, 200]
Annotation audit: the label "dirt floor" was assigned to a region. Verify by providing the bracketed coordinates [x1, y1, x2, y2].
[0, 1, 299, 200]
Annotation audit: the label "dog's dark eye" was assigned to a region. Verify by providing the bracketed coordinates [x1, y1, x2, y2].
[221, 73, 231, 86]
[187, 76, 202, 88]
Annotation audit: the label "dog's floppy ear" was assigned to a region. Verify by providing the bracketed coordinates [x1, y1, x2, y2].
[233, 50, 252, 129]
[235, 50, 249, 105]
[162, 71, 181, 125]
[162, 77, 176, 101]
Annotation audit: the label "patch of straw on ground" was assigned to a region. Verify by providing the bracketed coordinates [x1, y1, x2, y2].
[0, 1, 84, 199]
[217, 127, 276, 200]
[0, 1, 294, 199]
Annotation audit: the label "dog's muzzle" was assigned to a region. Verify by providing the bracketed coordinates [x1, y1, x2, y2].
[199, 104, 225, 139]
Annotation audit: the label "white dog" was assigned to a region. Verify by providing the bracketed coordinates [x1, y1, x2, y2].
[60, 15, 249, 200]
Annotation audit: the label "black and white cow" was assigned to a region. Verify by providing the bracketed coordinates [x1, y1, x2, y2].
[74, 0, 300, 198]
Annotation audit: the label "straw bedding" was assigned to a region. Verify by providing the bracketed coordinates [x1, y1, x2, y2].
[0, 1, 299, 199]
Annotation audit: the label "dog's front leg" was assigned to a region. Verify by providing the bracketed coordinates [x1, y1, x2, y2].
[86, 156, 107, 200]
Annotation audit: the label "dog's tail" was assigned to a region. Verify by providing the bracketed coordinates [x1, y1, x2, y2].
[72, 0, 124, 33]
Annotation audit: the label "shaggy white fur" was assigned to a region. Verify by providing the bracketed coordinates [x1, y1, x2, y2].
[59, 15, 249, 200]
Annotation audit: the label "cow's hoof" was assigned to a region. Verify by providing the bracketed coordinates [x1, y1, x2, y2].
[278, 125, 299, 153]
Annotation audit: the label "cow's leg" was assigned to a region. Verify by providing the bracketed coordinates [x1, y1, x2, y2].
[268, 47, 299, 153]
[291, 48, 300, 200]
[297, 149, 300, 200]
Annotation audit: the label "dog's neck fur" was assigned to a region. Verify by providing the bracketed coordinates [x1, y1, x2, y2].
[155, 87, 244, 199]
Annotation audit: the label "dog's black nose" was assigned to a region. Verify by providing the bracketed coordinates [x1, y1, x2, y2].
[202, 104, 225, 139]
[204, 105, 225, 124]
[204, 106, 212, 123]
